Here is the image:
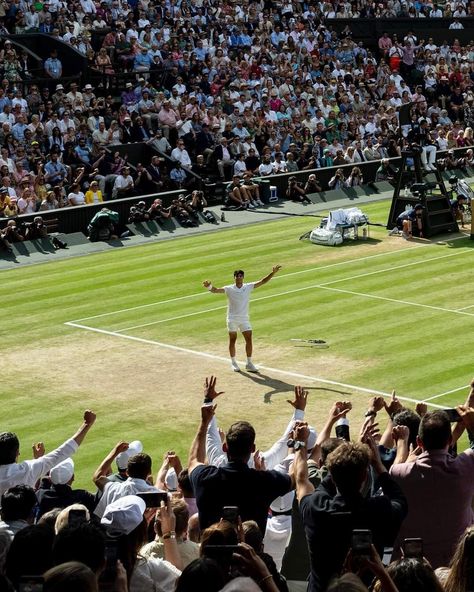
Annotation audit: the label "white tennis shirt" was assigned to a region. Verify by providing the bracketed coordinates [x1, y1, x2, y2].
[224, 282, 255, 320]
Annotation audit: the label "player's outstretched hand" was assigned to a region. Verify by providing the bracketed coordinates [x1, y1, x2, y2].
[273, 265, 282, 274]
[203, 280, 211, 288]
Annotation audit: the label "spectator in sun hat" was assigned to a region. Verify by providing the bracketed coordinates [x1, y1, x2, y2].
[109, 440, 143, 483]
[101, 494, 181, 591]
[36, 458, 96, 518]
[93, 442, 164, 519]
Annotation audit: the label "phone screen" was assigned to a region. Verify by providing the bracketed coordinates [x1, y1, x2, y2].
[443, 408, 462, 422]
[222, 506, 239, 524]
[202, 545, 240, 563]
[100, 541, 118, 583]
[351, 529, 372, 556]
[68, 509, 87, 527]
[136, 491, 168, 507]
[403, 538, 423, 559]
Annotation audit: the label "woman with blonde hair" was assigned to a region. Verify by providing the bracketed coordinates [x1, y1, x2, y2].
[85, 180, 104, 204]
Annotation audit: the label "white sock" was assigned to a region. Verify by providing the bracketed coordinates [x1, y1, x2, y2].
[231, 357, 237, 363]
[247, 357, 252, 363]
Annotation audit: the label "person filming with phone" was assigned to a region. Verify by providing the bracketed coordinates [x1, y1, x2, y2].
[293, 418, 407, 592]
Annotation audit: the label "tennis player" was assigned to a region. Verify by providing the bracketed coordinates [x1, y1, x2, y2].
[203, 265, 282, 372]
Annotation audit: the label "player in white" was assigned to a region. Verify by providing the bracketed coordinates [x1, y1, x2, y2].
[203, 265, 282, 372]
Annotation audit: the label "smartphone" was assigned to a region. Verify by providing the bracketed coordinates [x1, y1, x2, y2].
[102, 540, 118, 581]
[68, 508, 87, 527]
[351, 529, 372, 557]
[222, 506, 239, 525]
[136, 491, 168, 507]
[202, 544, 240, 563]
[444, 408, 462, 422]
[18, 576, 44, 592]
[403, 537, 423, 559]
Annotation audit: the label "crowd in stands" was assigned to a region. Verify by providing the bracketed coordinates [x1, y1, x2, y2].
[0, 0, 472, 223]
[2, 376, 474, 592]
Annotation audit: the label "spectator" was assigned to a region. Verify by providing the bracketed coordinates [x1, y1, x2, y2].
[93, 443, 164, 519]
[0, 411, 96, 498]
[188, 377, 293, 535]
[36, 458, 96, 518]
[390, 405, 474, 568]
[294, 420, 407, 592]
[0, 485, 37, 539]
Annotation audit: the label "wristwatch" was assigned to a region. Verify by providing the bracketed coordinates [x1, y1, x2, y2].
[294, 440, 306, 451]
[364, 410, 377, 418]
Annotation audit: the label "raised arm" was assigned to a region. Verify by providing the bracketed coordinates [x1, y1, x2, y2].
[293, 423, 315, 501]
[254, 265, 282, 289]
[93, 441, 129, 491]
[262, 385, 307, 469]
[203, 279, 225, 294]
[189, 376, 223, 473]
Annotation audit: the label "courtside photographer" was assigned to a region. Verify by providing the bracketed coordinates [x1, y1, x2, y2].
[286, 177, 311, 204]
[128, 201, 150, 224]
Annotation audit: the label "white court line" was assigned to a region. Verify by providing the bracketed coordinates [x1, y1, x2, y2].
[115, 248, 472, 333]
[69, 237, 460, 324]
[317, 286, 474, 318]
[65, 321, 446, 409]
[424, 384, 470, 402]
[456, 304, 474, 311]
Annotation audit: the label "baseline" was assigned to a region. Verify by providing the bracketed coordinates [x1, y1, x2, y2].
[65, 320, 446, 409]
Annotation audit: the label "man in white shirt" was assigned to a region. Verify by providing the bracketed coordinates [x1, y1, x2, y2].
[93, 442, 164, 518]
[0, 410, 96, 498]
[202, 266, 281, 372]
[170, 141, 192, 168]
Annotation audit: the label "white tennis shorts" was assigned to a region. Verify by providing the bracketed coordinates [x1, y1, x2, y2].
[227, 319, 252, 333]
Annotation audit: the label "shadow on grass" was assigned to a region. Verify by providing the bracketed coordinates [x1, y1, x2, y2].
[240, 371, 350, 403]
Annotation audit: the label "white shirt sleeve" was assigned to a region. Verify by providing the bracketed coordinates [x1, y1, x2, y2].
[206, 416, 227, 467]
[262, 409, 304, 469]
[5, 437, 79, 491]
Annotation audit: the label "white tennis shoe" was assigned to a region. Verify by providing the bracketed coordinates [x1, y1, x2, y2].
[231, 360, 241, 372]
[245, 361, 259, 373]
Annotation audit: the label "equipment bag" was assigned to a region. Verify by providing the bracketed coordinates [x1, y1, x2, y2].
[309, 227, 343, 246]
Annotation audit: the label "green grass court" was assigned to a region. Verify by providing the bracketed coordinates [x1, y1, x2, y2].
[4, 199, 474, 488]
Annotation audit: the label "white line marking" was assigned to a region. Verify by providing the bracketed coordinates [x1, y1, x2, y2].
[115, 248, 473, 333]
[69, 237, 461, 323]
[456, 304, 474, 311]
[64, 321, 447, 409]
[317, 286, 474, 318]
[423, 384, 470, 401]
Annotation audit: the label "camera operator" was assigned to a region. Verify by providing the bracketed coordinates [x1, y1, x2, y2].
[345, 166, 364, 187]
[24, 216, 48, 240]
[170, 198, 198, 227]
[286, 176, 311, 203]
[187, 190, 207, 213]
[304, 174, 322, 194]
[328, 168, 346, 190]
[147, 198, 172, 223]
[128, 201, 150, 224]
[2, 219, 24, 247]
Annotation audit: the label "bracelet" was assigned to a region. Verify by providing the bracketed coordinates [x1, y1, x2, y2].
[203, 397, 213, 404]
[162, 531, 176, 540]
[207, 283, 213, 291]
[259, 574, 273, 586]
[364, 410, 376, 418]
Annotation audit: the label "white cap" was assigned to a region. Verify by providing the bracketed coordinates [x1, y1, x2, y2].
[50, 458, 74, 485]
[101, 495, 146, 535]
[116, 440, 143, 470]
